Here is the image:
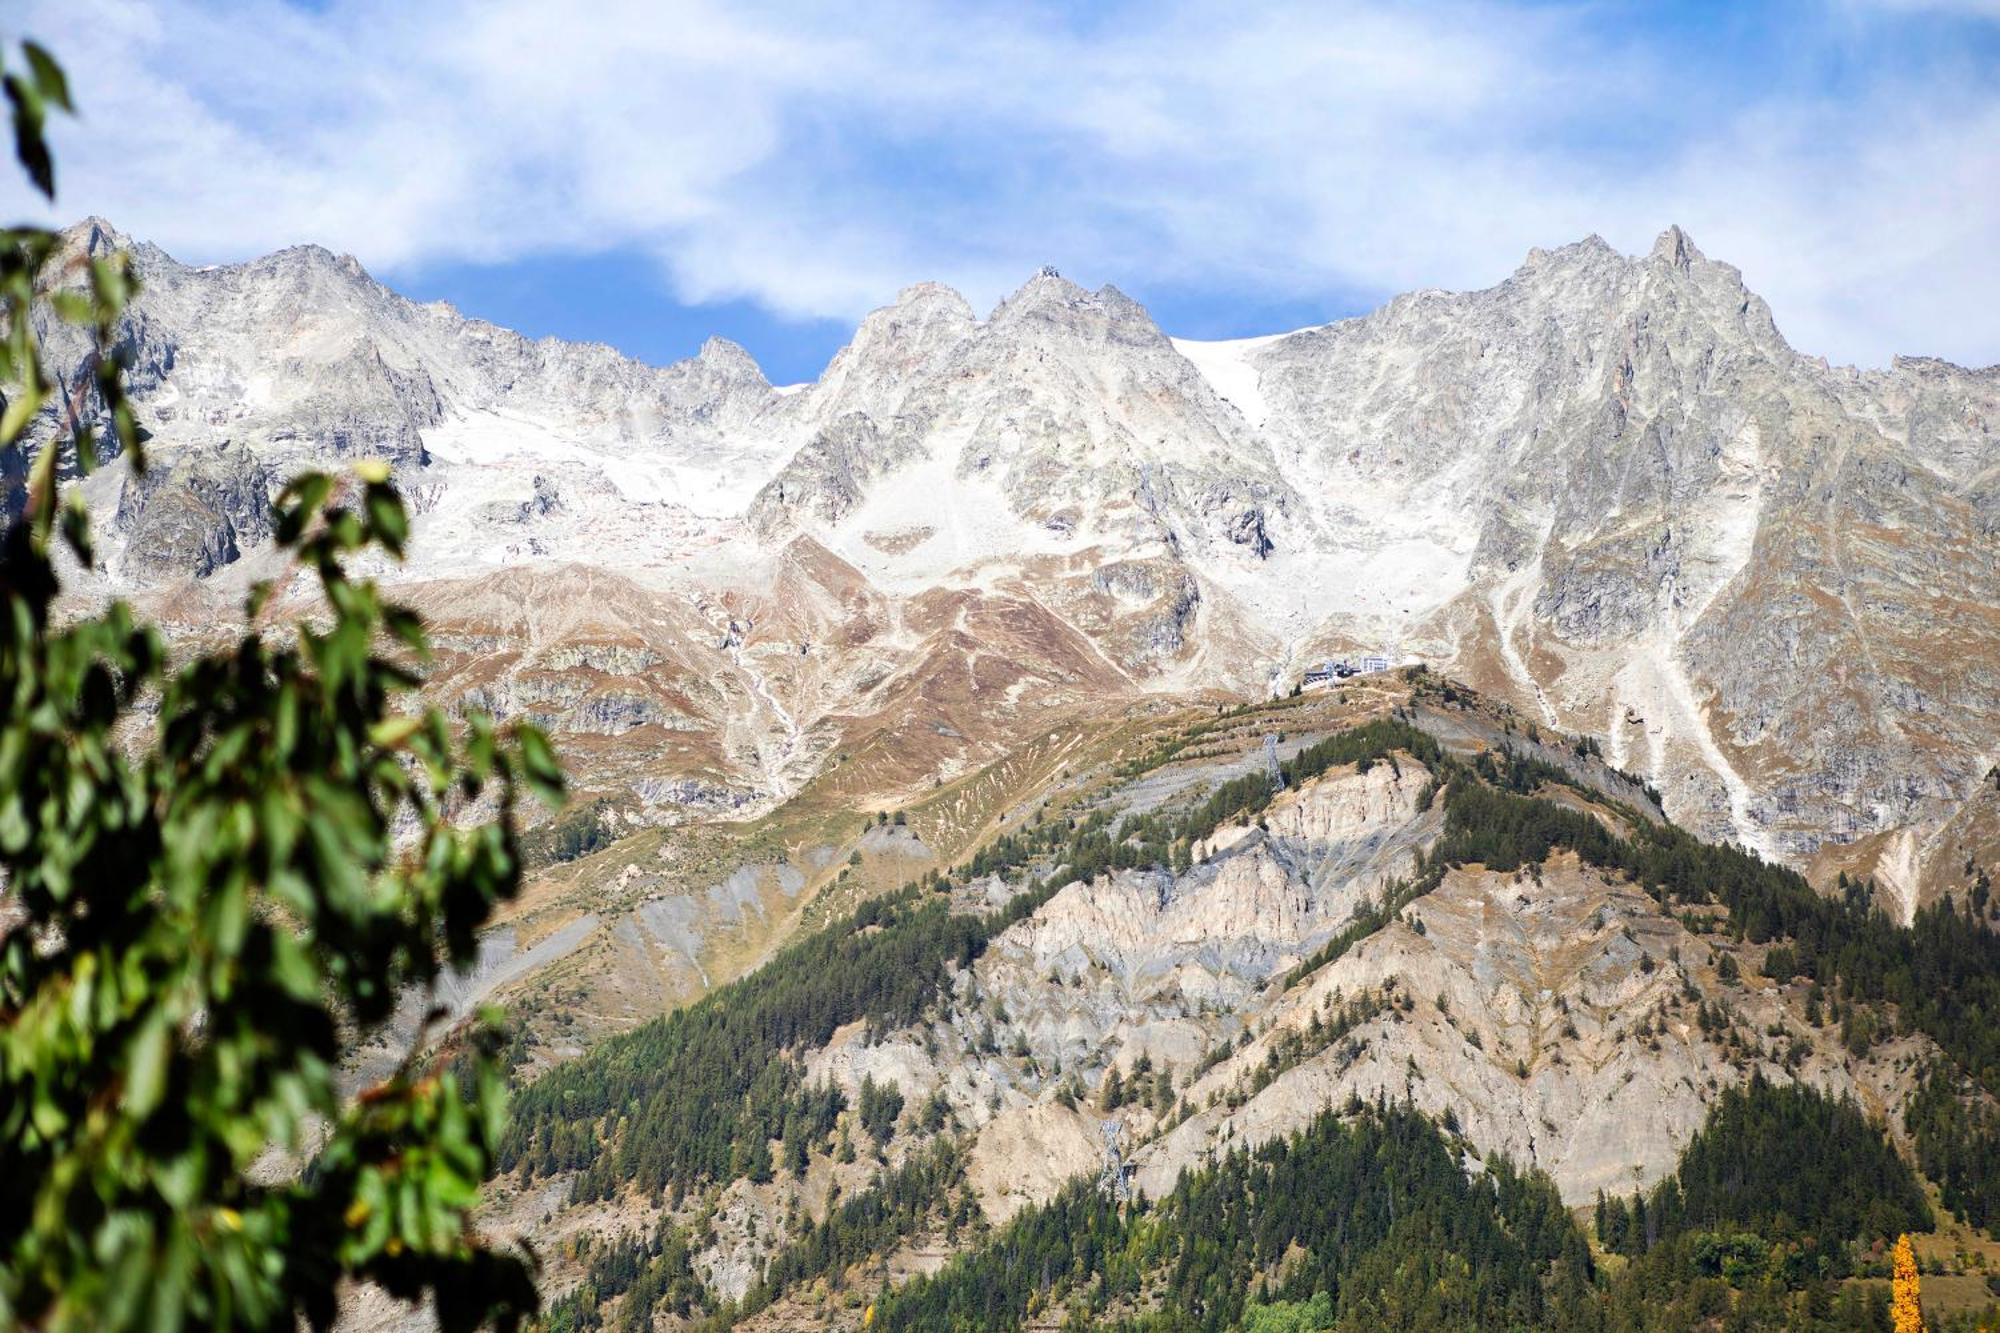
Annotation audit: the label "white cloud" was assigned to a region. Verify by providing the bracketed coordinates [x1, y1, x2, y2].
[8, 0, 1998, 367]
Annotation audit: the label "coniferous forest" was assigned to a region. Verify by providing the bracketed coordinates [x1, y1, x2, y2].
[492, 704, 2000, 1332]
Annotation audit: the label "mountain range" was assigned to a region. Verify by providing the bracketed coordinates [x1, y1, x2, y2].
[21, 217, 2000, 1330]
[25, 217, 2000, 920]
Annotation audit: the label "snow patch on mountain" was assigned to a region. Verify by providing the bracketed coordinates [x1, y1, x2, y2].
[816, 448, 1078, 592]
[1169, 333, 1290, 428]
[30, 217, 2000, 899]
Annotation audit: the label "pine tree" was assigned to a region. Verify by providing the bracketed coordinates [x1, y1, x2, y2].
[1098, 1066, 1125, 1112]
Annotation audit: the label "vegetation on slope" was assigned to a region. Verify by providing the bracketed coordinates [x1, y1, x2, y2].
[1431, 775, 2000, 1104]
[1596, 1074, 1930, 1269]
[499, 886, 982, 1201]
[873, 1081, 1938, 1332]
[1907, 1059, 2000, 1234]
[501, 718, 1451, 1209]
[504, 695, 2000, 1329]
[872, 1101, 1591, 1333]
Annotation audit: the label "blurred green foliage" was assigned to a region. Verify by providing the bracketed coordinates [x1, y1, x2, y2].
[0, 37, 561, 1332]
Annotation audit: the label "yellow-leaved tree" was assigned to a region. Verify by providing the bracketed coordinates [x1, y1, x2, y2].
[1892, 1233, 1926, 1333]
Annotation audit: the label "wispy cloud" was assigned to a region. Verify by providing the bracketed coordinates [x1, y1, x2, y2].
[10, 0, 1999, 368]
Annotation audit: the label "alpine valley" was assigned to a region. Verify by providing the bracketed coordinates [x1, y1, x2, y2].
[20, 217, 2000, 1330]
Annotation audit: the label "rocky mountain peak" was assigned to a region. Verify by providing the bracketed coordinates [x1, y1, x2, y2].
[694, 335, 766, 384]
[799, 280, 978, 424]
[1519, 232, 1619, 272]
[887, 280, 977, 322]
[1649, 222, 1702, 271]
[23, 218, 1999, 922]
[57, 215, 130, 259]
[989, 269, 1169, 350]
[259, 242, 360, 277]
[990, 264, 1091, 315]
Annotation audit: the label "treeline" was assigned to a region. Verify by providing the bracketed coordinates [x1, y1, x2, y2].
[872, 1101, 1593, 1332]
[532, 1067, 1991, 1332]
[734, 1139, 980, 1321]
[1595, 1075, 1929, 1273]
[863, 1082, 1932, 1332]
[500, 717, 1446, 1211]
[1582, 1081, 1927, 1331]
[506, 699, 2000, 1328]
[544, 1142, 980, 1331]
[520, 798, 618, 868]
[1908, 1059, 2000, 1232]
[1283, 875, 1435, 989]
[965, 808, 1113, 882]
[539, 1223, 706, 1333]
[1086, 718, 1446, 881]
[1276, 739, 1612, 990]
[498, 885, 983, 1201]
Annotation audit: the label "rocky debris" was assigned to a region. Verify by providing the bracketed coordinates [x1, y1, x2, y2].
[1225, 506, 1273, 559]
[1133, 854, 1830, 1206]
[515, 473, 563, 522]
[966, 1101, 1102, 1224]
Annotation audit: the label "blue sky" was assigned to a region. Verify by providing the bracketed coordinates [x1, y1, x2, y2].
[392, 252, 856, 386]
[12, 0, 2000, 381]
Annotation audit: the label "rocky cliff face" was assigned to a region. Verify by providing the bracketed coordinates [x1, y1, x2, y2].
[799, 699, 1886, 1237]
[476, 687, 1936, 1315]
[23, 218, 1999, 912]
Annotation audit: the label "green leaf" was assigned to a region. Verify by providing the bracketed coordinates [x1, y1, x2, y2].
[383, 606, 429, 657]
[122, 1011, 171, 1118]
[275, 472, 334, 545]
[0, 380, 43, 443]
[0, 87, 539, 1315]
[368, 716, 422, 750]
[88, 254, 133, 311]
[22, 41, 71, 111]
[47, 289, 91, 323]
[515, 725, 565, 809]
[5, 72, 53, 199]
[59, 491, 93, 567]
[365, 486, 408, 557]
[268, 930, 321, 1003]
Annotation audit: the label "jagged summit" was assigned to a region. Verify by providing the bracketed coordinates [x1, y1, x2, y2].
[886, 280, 976, 318]
[58, 214, 129, 255]
[990, 263, 1091, 314]
[17, 217, 1999, 922]
[1649, 222, 1702, 269]
[695, 335, 765, 379]
[1519, 232, 1618, 269]
[988, 270, 1169, 352]
[1516, 226, 1720, 284]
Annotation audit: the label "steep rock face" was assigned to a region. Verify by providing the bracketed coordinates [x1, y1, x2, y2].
[1133, 855, 1841, 1206]
[28, 218, 2000, 901]
[113, 444, 276, 580]
[885, 791, 1894, 1225]
[22, 218, 790, 556]
[1243, 230, 1997, 889]
[748, 268, 1300, 685]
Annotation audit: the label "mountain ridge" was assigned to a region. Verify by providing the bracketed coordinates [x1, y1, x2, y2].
[20, 216, 2000, 925]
